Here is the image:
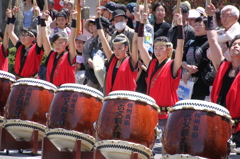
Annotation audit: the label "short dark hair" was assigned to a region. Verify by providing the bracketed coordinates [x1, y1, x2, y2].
[230, 35, 240, 48]
[21, 27, 37, 37]
[152, 2, 167, 13]
[195, 16, 207, 30]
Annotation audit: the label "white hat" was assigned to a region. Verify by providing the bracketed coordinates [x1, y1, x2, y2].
[76, 56, 84, 63]
[196, 7, 205, 15]
[188, 9, 201, 19]
[60, 0, 74, 7]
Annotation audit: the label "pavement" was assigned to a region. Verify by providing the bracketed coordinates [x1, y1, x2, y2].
[0, 140, 239, 159]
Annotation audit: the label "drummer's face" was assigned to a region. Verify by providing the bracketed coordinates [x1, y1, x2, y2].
[53, 39, 68, 53]
[113, 43, 128, 59]
[154, 44, 169, 61]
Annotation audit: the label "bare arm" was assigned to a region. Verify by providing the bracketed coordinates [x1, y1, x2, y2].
[68, 10, 77, 63]
[34, 5, 43, 48]
[206, 4, 224, 70]
[95, 8, 113, 61]
[136, 11, 151, 67]
[172, 10, 184, 77]
[7, 7, 18, 46]
[41, 11, 52, 56]
[3, 24, 9, 52]
[131, 32, 138, 68]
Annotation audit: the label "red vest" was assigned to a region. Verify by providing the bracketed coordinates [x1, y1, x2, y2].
[14, 43, 44, 77]
[0, 45, 8, 71]
[146, 59, 181, 119]
[211, 61, 240, 133]
[46, 51, 76, 86]
[106, 55, 137, 95]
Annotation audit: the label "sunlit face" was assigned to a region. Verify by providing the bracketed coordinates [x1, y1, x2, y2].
[113, 43, 128, 60]
[154, 44, 169, 61]
[56, 17, 67, 28]
[63, 2, 73, 11]
[102, 9, 111, 20]
[188, 18, 196, 27]
[75, 40, 85, 52]
[126, 9, 133, 18]
[221, 9, 238, 29]
[88, 23, 97, 33]
[154, 6, 166, 20]
[53, 39, 68, 53]
[230, 39, 240, 57]
[20, 32, 35, 46]
[194, 21, 207, 36]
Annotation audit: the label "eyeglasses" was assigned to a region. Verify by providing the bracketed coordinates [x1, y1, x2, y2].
[220, 14, 234, 18]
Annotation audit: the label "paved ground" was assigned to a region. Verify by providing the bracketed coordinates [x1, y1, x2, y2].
[0, 141, 239, 159]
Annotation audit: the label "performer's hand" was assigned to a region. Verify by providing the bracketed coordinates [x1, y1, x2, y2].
[34, 5, 41, 16]
[134, 10, 140, 22]
[140, 13, 148, 24]
[12, 6, 20, 16]
[173, 8, 182, 25]
[42, 10, 50, 19]
[71, 10, 78, 20]
[95, 7, 102, 18]
[205, 4, 216, 17]
[6, 8, 13, 18]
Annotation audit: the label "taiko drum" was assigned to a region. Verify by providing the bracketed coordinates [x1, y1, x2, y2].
[4, 78, 57, 141]
[46, 84, 103, 151]
[96, 91, 159, 149]
[162, 100, 232, 159]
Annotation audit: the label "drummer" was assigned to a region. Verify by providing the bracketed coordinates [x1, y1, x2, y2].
[136, 9, 184, 130]
[95, 7, 139, 95]
[40, 9, 77, 87]
[0, 19, 10, 71]
[206, 4, 240, 149]
[6, 6, 44, 79]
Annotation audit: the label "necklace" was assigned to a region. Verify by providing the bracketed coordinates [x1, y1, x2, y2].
[229, 67, 239, 78]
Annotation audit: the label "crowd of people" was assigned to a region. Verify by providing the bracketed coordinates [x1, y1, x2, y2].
[1, 0, 240, 154]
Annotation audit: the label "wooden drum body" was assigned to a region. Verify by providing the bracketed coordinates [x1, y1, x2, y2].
[162, 100, 232, 159]
[0, 71, 16, 124]
[46, 84, 103, 151]
[4, 78, 57, 141]
[96, 91, 159, 149]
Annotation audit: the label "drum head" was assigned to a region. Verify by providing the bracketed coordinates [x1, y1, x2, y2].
[104, 91, 159, 112]
[0, 70, 16, 82]
[95, 140, 153, 159]
[169, 100, 231, 120]
[12, 78, 57, 91]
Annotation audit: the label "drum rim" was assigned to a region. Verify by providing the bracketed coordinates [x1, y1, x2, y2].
[104, 91, 160, 112]
[161, 154, 208, 159]
[12, 78, 57, 91]
[169, 100, 232, 120]
[58, 83, 104, 100]
[95, 140, 152, 159]
[46, 128, 96, 146]
[3, 119, 46, 134]
[0, 70, 16, 82]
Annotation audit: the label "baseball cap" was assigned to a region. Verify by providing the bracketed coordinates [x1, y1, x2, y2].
[126, 3, 136, 14]
[196, 7, 205, 15]
[76, 55, 84, 63]
[101, 1, 118, 13]
[188, 9, 201, 19]
[59, 0, 74, 7]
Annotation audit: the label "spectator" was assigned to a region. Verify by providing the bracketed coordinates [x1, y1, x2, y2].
[126, 2, 136, 29]
[49, 12, 71, 43]
[23, 0, 34, 28]
[59, 0, 74, 11]
[188, 9, 200, 27]
[101, 1, 118, 36]
[168, 4, 195, 50]
[110, 9, 135, 53]
[182, 16, 212, 100]
[152, 2, 170, 38]
[48, 0, 58, 20]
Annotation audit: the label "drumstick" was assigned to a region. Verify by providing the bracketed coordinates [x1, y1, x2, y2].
[5, 0, 13, 21]
[136, 0, 140, 12]
[33, 0, 37, 19]
[143, 0, 147, 24]
[174, 0, 181, 26]
[206, 0, 211, 6]
[96, 0, 101, 17]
